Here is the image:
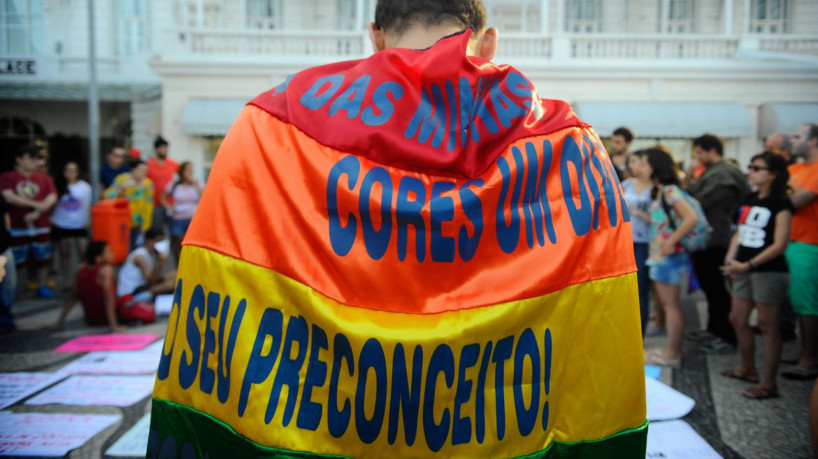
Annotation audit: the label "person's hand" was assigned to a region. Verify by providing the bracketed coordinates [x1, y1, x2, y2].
[45, 321, 64, 331]
[23, 210, 39, 225]
[720, 259, 749, 277]
[110, 325, 128, 334]
[0, 255, 6, 282]
[661, 242, 675, 257]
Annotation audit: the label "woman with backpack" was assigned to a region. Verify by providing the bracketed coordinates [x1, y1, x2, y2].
[643, 148, 700, 368]
[720, 152, 792, 399]
[160, 161, 203, 265]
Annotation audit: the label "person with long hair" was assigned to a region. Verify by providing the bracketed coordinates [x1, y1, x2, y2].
[622, 150, 653, 335]
[720, 152, 793, 399]
[160, 161, 203, 264]
[643, 147, 699, 368]
[51, 161, 92, 290]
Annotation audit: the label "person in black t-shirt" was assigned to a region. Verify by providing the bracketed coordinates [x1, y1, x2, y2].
[0, 193, 15, 333]
[720, 152, 793, 399]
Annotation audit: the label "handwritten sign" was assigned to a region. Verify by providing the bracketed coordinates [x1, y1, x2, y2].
[25, 375, 155, 407]
[645, 376, 696, 421]
[54, 334, 159, 352]
[105, 413, 151, 457]
[646, 420, 722, 458]
[59, 352, 159, 375]
[0, 372, 67, 409]
[0, 412, 120, 457]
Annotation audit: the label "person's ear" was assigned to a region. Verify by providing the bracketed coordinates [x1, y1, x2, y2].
[475, 27, 498, 60]
[368, 22, 387, 53]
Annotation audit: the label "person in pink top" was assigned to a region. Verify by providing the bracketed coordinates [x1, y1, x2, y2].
[160, 161, 203, 264]
[146, 136, 178, 232]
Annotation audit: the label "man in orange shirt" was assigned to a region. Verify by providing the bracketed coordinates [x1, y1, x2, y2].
[783, 122, 818, 380]
[146, 136, 179, 233]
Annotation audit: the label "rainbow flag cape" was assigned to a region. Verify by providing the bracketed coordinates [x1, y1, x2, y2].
[150, 29, 647, 458]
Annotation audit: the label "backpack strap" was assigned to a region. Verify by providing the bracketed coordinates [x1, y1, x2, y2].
[660, 187, 678, 231]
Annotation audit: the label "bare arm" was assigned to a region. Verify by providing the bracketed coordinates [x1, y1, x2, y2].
[663, 197, 698, 251]
[98, 265, 125, 332]
[2, 189, 41, 210]
[134, 254, 163, 285]
[724, 231, 740, 264]
[791, 188, 817, 209]
[50, 270, 79, 329]
[40, 192, 57, 210]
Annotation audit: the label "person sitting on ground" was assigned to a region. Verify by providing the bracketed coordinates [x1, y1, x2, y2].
[720, 152, 793, 400]
[50, 241, 127, 333]
[117, 227, 175, 309]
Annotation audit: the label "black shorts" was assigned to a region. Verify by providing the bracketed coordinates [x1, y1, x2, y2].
[51, 227, 88, 241]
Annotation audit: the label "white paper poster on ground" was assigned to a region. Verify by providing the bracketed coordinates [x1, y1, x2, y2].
[0, 372, 67, 409]
[59, 351, 160, 375]
[645, 376, 696, 421]
[24, 375, 155, 407]
[0, 412, 120, 457]
[105, 413, 151, 457]
[140, 338, 166, 356]
[154, 294, 174, 316]
[646, 420, 722, 458]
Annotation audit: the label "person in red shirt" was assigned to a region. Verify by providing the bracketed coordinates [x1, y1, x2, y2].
[146, 136, 179, 232]
[0, 145, 57, 298]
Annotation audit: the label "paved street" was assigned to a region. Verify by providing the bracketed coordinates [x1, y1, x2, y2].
[0, 289, 813, 458]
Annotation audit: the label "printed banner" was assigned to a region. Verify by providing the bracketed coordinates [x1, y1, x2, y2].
[0, 372, 67, 409]
[153, 29, 646, 458]
[0, 413, 120, 457]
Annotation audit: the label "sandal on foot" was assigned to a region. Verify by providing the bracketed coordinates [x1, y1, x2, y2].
[781, 366, 818, 380]
[644, 351, 681, 369]
[742, 385, 779, 400]
[720, 367, 759, 383]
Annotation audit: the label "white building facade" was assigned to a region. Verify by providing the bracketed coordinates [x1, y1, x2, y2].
[2, 0, 817, 178]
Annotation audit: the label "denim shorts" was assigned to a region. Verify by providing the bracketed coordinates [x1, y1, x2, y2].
[648, 253, 689, 285]
[170, 219, 192, 237]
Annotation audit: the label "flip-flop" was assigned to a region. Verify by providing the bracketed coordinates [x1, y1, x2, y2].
[781, 367, 818, 380]
[644, 351, 681, 369]
[742, 385, 779, 400]
[720, 368, 759, 383]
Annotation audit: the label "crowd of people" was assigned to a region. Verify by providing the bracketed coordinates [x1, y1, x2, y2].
[614, 123, 818, 400]
[0, 136, 203, 334]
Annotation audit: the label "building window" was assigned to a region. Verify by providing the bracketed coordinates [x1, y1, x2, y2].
[485, 0, 540, 33]
[116, 0, 149, 55]
[566, 0, 601, 33]
[666, 0, 695, 33]
[247, 0, 282, 30]
[750, 0, 789, 34]
[0, 0, 43, 56]
[337, 0, 356, 30]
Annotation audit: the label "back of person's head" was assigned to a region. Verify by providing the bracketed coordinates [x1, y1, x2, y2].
[613, 127, 634, 143]
[131, 159, 146, 169]
[752, 151, 790, 198]
[85, 241, 108, 265]
[644, 147, 680, 188]
[805, 123, 818, 142]
[154, 136, 169, 150]
[692, 134, 723, 156]
[374, 0, 486, 36]
[145, 227, 164, 242]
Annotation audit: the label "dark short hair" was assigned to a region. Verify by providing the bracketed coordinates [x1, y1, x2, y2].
[85, 241, 108, 264]
[612, 127, 634, 143]
[751, 151, 790, 198]
[803, 123, 818, 142]
[693, 134, 723, 156]
[145, 227, 164, 241]
[131, 159, 146, 169]
[374, 0, 487, 36]
[15, 144, 41, 159]
[154, 136, 168, 149]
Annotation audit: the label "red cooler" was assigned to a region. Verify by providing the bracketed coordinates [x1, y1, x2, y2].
[91, 198, 131, 264]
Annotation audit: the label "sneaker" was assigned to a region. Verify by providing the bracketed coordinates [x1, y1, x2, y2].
[700, 338, 734, 354]
[37, 286, 54, 299]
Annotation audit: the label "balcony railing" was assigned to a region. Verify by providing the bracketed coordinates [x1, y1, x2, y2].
[162, 28, 818, 65]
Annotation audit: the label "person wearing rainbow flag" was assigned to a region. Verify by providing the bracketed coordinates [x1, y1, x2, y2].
[149, 1, 647, 457]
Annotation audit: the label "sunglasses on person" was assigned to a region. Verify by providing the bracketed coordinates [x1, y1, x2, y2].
[747, 164, 768, 172]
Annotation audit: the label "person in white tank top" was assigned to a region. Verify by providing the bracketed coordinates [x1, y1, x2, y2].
[116, 228, 176, 304]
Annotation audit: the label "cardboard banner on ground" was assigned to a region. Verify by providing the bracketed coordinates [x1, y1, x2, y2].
[0, 372, 67, 409]
[0, 412, 120, 457]
[59, 352, 160, 375]
[105, 413, 151, 457]
[645, 376, 696, 421]
[55, 334, 159, 352]
[25, 375, 154, 407]
[646, 420, 722, 458]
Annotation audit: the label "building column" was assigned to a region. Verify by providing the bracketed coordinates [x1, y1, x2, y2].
[540, 0, 549, 34]
[660, 0, 669, 33]
[742, 0, 751, 33]
[555, 0, 563, 34]
[356, 0, 364, 30]
[724, 0, 734, 35]
[196, 0, 204, 27]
